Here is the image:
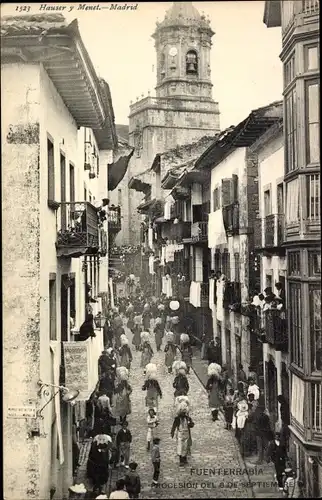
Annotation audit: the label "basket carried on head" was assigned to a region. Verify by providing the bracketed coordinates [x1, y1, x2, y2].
[145, 363, 157, 379]
[140, 331, 150, 343]
[116, 366, 129, 381]
[180, 333, 190, 344]
[207, 362, 222, 377]
[165, 331, 174, 343]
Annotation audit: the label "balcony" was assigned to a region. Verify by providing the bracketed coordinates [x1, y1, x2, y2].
[264, 309, 288, 351]
[224, 281, 242, 310]
[222, 202, 239, 235]
[191, 221, 208, 243]
[282, 0, 319, 38]
[170, 221, 191, 242]
[253, 215, 285, 255]
[56, 202, 99, 258]
[108, 205, 122, 234]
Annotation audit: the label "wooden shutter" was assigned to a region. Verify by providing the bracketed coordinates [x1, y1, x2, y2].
[222, 178, 233, 207]
[213, 188, 219, 211]
[232, 174, 239, 202]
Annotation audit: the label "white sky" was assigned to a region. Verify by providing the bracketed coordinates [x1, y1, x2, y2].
[1, 1, 283, 129]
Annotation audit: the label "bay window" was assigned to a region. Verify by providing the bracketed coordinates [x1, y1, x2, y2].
[289, 282, 303, 367]
[305, 79, 320, 164]
[306, 174, 320, 220]
[309, 285, 322, 372]
[285, 87, 298, 172]
[304, 45, 319, 72]
[286, 178, 299, 223]
[311, 382, 322, 433]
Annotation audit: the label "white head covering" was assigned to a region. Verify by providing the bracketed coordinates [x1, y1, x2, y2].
[69, 484, 87, 494]
[120, 334, 128, 346]
[145, 363, 157, 379]
[176, 401, 189, 416]
[106, 347, 113, 355]
[207, 362, 222, 377]
[155, 317, 162, 326]
[140, 331, 150, 342]
[165, 331, 174, 343]
[158, 304, 165, 311]
[180, 333, 189, 344]
[116, 366, 129, 381]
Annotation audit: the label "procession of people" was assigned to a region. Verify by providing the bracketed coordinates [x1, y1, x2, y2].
[69, 280, 295, 499]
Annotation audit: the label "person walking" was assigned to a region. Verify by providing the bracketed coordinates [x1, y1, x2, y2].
[171, 402, 194, 468]
[140, 333, 154, 374]
[179, 334, 193, 374]
[251, 404, 274, 465]
[124, 462, 141, 499]
[266, 431, 288, 490]
[142, 363, 162, 413]
[206, 339, 220, 365]
[146, 408, 159, 451]
[223, 388, 235, 430]
[206, 363, 223, 422]
[86, 434, 112, 495]
[238, 364, 247, 383]
[142, 304, 152, 331]
[164, 332, 178, 374]
[153, 317, 164, 351]
[173, 365, 189, 397]
[232, 398, 249, 457]
[151, 437, 161, 486]
[132, 313, 142, 351]
[118, 335, 133, 371]
[116, 421, 132, 469]
[114, 367, 132, 425]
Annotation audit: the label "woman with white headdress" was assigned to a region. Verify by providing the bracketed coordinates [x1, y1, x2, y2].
[179, 333, 193, 374]
[142, 363, 162, 413]
[132, 311, 142, 351]
[154, 317, 164, 351]
[164, 331, 178, 374]
[118, 335, 133, 370]
[140, 332, 154, 374]
[171, 401, 194, 468]
[86, 433, 112, 494]
[114, 367, 132, 425]
[206, 363, 223, 422]
[142, 302, 152, 331]
[173, 362, 189, 400]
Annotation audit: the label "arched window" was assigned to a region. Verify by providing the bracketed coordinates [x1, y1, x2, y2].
[160, 52, 166, 78]
[186, 50, 198, 75]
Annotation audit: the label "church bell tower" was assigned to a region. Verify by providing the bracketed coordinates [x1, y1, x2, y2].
[153, 2, 216, 102]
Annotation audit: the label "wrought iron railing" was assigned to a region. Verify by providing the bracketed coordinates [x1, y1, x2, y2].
[264, 309, 288, 351]
[223, 202, 239, 234]
[56, 202, 99, 251]
[108, 206, 121, 232]
[170, 221, 191, 241]
[191, 221, 208, 242]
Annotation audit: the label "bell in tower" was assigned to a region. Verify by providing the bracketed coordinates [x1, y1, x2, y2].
[186, 50, 198, 75]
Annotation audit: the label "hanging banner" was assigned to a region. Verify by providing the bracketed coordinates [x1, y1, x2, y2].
[63, 342, 90, 394]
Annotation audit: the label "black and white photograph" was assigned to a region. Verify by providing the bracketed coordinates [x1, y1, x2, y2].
[1, 1, 321, 499]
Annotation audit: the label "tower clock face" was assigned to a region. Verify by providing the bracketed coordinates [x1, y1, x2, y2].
[169, 47, 178, 57]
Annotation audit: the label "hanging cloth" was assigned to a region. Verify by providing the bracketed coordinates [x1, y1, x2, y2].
[216, 278, 225, 321]
[208, 210, 228, 248]
[209, 278, 215, 310]
[149, 255, 155, 275]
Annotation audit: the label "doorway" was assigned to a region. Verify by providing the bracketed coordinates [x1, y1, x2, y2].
[281, 362, 290, 403]
[266, 359, 278, 426]
[61, 276, 68, 342]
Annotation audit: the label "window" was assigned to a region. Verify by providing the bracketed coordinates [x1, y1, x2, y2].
[266, 274, 273, 289]
[309, 251, 321, 276]
[288, 251, 301, 276]
[264, 189, 271, 216]
[213, 187, 220, 211]
[289, 283, 303, 367]
[304, 45, 319, 72]
[286, 178, 299, 223]
[305, 80, 320, 164]
[234, 253, 240, 282]
[84, 186, 87, 201]
[60, 153, 66, 230]
[284, 55, 295, 86]
[285, 88, 298, 172]
[277, 183, 284, 214]
[282, 0, 294, 31]
[192, 204, 202, 223]
[186, 50, 198, 75]
[311, 382, 322, 432]
[214, 251, 221, 273]
[306, 174, 320, 219]
[222, 178, 233, 207]
[222, 252, 230, 279]
[47, 138, 55, 203]
[309, 285, 322, 372]
[49, 276, 57, 341]
[69, 163, 75, 204]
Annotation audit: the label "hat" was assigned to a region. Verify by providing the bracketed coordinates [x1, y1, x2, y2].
[69, 483, 87, 494]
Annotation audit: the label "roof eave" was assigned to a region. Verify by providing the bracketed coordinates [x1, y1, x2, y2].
[263, 1, 281, 28]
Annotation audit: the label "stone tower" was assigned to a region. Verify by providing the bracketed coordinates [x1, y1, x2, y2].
[113, 2, 220, 245]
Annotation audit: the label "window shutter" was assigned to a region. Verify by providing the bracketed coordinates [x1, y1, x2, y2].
[213, 188, 219, 211]
[222, 178, 233, 207]
[232, 175, 239, 202]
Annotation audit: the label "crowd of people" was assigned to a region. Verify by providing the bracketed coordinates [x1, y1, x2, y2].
[69, 286, 295, 499]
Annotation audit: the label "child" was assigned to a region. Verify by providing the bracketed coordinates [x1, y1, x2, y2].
[224, 388, 234, 430]
[151, 438, 161, 486]
[124, 462, 141, 499]
[116, 421, 132, 469]
[140, 332, 154, 374]
[146, 408, 159, 451]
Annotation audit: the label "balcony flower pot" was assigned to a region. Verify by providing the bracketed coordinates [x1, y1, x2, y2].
[84, 162, 91, 170]
[89, 172, 96, 179]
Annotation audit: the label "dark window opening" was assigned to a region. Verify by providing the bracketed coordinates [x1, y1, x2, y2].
[186, 50, 198, 75]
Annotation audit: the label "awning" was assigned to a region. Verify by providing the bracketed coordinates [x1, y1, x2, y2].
[108, 146, 134, 191]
